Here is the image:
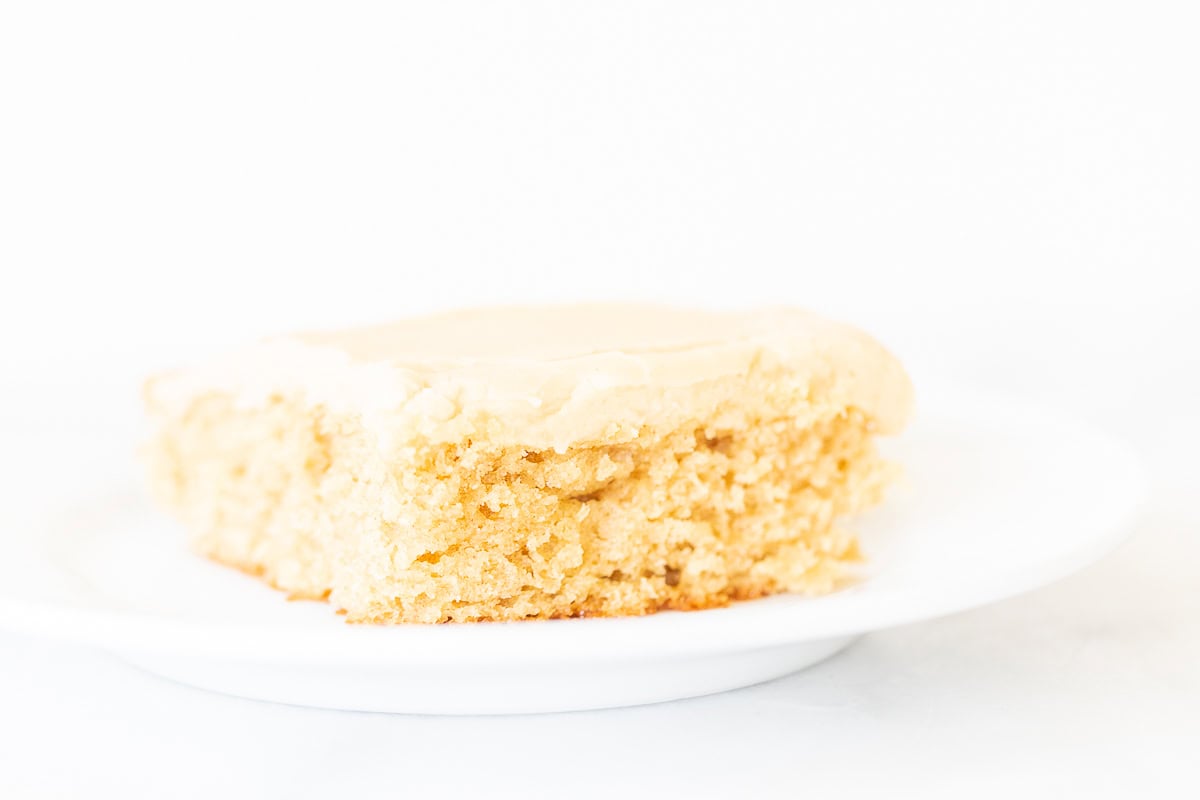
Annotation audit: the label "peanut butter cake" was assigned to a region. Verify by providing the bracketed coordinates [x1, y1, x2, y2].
[143, 305, 913, 623]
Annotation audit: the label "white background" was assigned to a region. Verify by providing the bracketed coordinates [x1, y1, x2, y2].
[1, 1, 1197, 797]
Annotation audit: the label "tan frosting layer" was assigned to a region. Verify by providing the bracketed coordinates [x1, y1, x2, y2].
[146, 305, 913, 450]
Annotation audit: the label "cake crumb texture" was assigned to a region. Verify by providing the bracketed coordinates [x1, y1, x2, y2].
[143, 306, 911, 623]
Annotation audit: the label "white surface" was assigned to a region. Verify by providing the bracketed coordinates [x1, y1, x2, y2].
[0, 384, 1145, 713]
[0, 0, 1197, 795]
[4, 333, 1195, 800]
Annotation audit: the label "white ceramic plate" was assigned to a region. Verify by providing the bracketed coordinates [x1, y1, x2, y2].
[0, 382, 1145, 714]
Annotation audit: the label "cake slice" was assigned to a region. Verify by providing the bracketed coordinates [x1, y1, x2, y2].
[143, 305, 913, 623]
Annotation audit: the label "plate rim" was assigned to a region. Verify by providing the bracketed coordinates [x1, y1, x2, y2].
[0, 381, 1149, 666]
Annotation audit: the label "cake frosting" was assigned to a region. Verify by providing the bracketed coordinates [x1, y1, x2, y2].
[146, 305, 912, 451]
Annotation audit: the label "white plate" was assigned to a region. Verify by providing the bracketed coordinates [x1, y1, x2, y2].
[0, 382, 1146, 714]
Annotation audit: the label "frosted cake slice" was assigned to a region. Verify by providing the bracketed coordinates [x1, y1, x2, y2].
[143, 305, 913, 623]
